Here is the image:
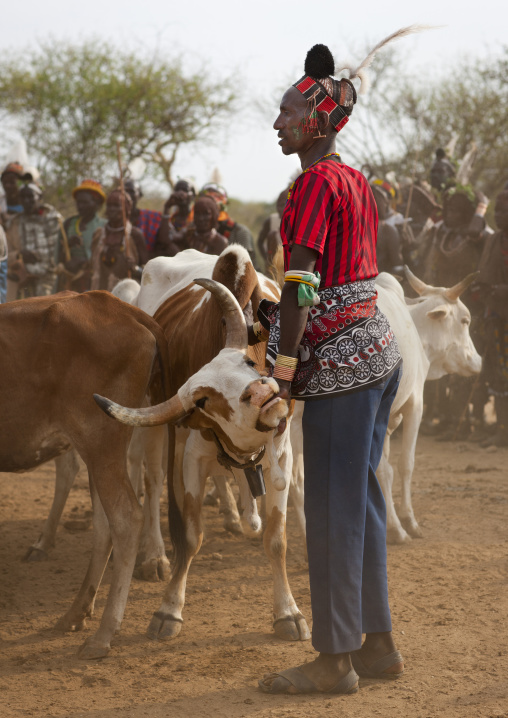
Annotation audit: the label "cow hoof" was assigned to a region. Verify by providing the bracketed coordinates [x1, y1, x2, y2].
[146, 611, 183, 640]
[23, 546, 49, 562]
[223, 515, 243, 536]
[54, 614, 87, 633]
[387, 527, 412, 545]
[134, 556, 171, 582]
[401, 518, 423, 538]
[273, 613, 310, 641]
[77, 637, 110, 660]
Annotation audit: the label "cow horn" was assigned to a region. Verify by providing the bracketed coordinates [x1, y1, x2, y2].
[193, 277, 247, 351]
[93, 392, 188, 427]
[403, 265, 433, 296]
[443, 271, 480, 302]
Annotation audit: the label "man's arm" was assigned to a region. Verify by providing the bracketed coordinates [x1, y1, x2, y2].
[275, 243, 319, 399]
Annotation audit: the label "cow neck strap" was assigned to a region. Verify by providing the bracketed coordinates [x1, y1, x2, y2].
[211, 431, 265, 472]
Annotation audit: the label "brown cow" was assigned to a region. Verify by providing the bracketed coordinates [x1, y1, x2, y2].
[3, 286, 286, 659]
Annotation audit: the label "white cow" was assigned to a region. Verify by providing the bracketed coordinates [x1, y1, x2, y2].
[290, 267, 482, 547]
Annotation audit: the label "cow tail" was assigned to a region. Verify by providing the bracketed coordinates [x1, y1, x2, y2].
[153, 331, 188, 577]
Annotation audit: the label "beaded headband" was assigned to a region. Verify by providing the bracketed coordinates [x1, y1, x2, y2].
[293, 74, 350, 134]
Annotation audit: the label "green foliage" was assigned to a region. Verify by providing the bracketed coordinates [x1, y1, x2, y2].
[343, 47, 508, 199]
[0, 39, 237, 200]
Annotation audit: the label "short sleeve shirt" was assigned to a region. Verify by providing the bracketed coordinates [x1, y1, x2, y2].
[281, 157, 379, 288]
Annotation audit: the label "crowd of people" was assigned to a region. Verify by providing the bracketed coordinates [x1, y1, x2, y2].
[0, 145, 507, 452]
[0, 166, 256, 301]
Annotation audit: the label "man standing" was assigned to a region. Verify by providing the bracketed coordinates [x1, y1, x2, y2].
[255, 38, 406, 696]
[200, 183, 257, 267]
[57, 179, 106, 292]
[7, 183, 61, 299]
[1, 162, 25, 302]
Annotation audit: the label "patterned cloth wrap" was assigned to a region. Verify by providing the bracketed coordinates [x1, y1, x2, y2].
[258, 279, 402, 400]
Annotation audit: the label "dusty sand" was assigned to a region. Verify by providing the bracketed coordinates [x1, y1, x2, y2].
[1, 435, 507, 718]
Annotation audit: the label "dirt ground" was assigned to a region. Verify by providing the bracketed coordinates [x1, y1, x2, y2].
[0, 434, 507, 718]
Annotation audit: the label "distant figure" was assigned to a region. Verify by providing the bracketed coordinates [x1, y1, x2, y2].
[200, 183, 257, 266]
[57, 179, 106, 292]
[90, 189, 147, 291]
[124, 179, 163, 255]
[6, 183, 61, 299]
[1, 162, 25, 301]
[429, 148, 455, 192]
[370, 183, 404, 275]
[152, 179, 196, 257]
[257, 187, 288, 273]
[161, 196, 228, 256]
[476, 187, 508, 447]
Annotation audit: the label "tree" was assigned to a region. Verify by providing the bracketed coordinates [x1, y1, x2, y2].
[342, 47, 508, 198]
[0, 39, 238, 199]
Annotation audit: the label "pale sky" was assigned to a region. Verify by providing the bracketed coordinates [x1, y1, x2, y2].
[1, 0, 504, 202]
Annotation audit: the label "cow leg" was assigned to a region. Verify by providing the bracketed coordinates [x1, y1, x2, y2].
[25, 448, 80, 561]
[397, 396, 424, 538]
[289, 404, 307, 558]
[60, 442, 143, 660]
[263, 443, 310, 642]
[134, 426, 171, 581]
[54, 479, 112, 636]
[213, 475, 243, 535]
[377, 432, 411, 545]
[147, 434, 208, 641]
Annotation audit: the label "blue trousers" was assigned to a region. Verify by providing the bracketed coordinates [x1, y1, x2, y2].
[302, 367, 401, 654]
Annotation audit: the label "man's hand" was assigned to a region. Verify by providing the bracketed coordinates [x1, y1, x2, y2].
[164, 191, 190, 213]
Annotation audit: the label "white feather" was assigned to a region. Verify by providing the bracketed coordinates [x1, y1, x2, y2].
[337, 24, 436, 95]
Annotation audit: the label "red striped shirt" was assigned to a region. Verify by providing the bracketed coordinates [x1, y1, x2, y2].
[281, 157, 379, 288]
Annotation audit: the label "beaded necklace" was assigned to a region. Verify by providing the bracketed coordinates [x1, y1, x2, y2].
[287, 152, 341, 200]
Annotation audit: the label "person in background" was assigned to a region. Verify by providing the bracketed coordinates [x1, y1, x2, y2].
[0, 224, 7, 303]
[257, 187, 288, 274]
[57, 179, 106, 292]
[371, 183, 404, 275]
[1, 162, 25, 300]
[429, 148, 455, 193]
[90, 189, 146, 291]
[200, 183, 257, 267]
[6, 183, 61, 299]
[124, 179, 163, 257]
[159, 195, 228, 256]
[476, 187, 508, 447]
[151, 179, 196, 258]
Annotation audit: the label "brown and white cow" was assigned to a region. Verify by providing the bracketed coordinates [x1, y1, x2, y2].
[100, 246, 310, 643]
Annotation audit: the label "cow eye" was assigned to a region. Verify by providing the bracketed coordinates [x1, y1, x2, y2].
[461, 318, 470, 326]
[195, 397, 208, 409]
[245, 358, 256, 368]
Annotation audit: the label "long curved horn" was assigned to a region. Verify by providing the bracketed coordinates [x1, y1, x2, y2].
[443, 271, 480, 302]
[403, 265, 433, 296]
[194, 277, 247, 351]
[94, 392, 187, 427]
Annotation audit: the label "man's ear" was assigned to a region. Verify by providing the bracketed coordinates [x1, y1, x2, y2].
[317, 110, 330, 134]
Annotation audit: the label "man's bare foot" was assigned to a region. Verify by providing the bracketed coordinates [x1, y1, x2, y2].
[355, 631, 403, 675]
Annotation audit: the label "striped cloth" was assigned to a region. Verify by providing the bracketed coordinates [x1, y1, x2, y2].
[280, 156, 378, 288]
[137, 209, 162, 252]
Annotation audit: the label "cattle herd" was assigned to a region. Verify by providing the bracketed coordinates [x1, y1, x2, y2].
[0, 245, 482, 660]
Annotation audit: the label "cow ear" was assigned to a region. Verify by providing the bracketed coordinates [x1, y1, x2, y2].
[427, 305, 450, 320]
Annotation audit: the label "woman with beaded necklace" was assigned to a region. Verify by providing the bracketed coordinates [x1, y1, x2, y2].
[251, 29, 426, 697]
[90, 189, 147, 291]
